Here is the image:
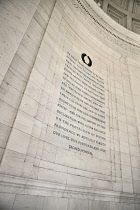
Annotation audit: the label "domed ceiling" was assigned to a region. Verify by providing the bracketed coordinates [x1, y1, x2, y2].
[94, 0, 140, 34]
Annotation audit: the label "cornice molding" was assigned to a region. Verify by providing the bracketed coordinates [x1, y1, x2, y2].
[71, 0, 140, 55]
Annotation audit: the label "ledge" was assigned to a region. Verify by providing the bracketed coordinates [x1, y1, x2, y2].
[0, 174, 139, 203]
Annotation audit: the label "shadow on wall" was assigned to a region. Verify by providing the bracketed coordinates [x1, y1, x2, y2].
[0, 205, 9, 210]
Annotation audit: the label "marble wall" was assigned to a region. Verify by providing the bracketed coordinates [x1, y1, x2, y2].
[0, 0, 140, 209]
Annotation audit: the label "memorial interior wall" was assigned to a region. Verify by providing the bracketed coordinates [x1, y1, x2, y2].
[0, 0, 140, 209]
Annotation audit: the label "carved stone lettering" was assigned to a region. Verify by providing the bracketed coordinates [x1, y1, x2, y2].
[53, 52, 106, 155]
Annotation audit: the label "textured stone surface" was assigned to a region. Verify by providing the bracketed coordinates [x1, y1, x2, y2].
[0, 0, 140, 209]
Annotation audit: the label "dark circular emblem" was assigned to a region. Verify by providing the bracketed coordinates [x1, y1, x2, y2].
[81, 53, 92, 67]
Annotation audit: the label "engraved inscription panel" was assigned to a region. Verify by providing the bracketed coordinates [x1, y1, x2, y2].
[52, 52, 107, 157]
